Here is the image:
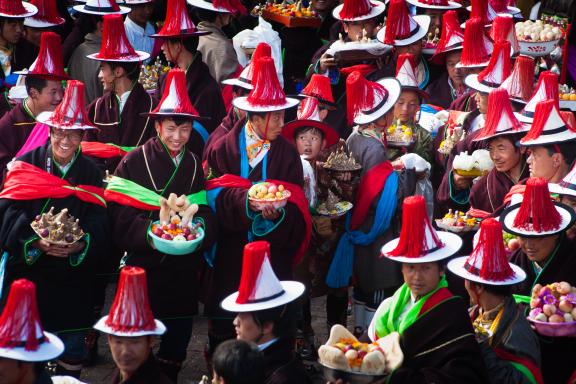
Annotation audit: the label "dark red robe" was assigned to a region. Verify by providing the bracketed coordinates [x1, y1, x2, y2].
[204, 119, 306, 317]
[86, 82, 157, 172]
[0, 103, 36, 173]
[425, 71, 456, 109]
[202, 106, 242, 162]
[449, 91, 477, 112]
[110, 137, 217, 319]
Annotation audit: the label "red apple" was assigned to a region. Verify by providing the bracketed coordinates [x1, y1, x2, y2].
[161, 233, 173, 240]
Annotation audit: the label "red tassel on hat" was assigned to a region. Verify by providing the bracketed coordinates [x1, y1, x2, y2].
[460, 18, 492, 67]
[523, 100, 557, 141]
[236, 241, 270, 304]
[477, 40, 511, 85]
[479, 88, 521, 137]
[513, 177, 562, 232]
[49, 80, 94, 128]
[155, 69, 200, 115]
[465, 218, 514, 281]
[489, 0, 508, 13]
[501, 55, 535, 102]
[246, 57, 287, 107]
[301, 74, 335, 103]
[339, 0, 373, 20]
[490, 15, 519, 53]
[242, 42, 272, 84]
[213, 0, 247, 15]
[345, 71, 388, 125]
[298, 97, 320, 120]
[28, 32, 68, 80]
[157, 0, 198, 36]
[434, 10, 464, 53]
[560, 111, 576, 132]
[29, 0, 64, 25]
[0, 279, 45, 351]
[384, 0, 414, 45]
[105, 267, 157, 333]
[533, 71, 559, 105]
[96, 14, 139, 60]
[0, 0, 28, 15]
[388, 195, 443, 258]
[470, 0, 493, 25]
[396, 53, 417, 78]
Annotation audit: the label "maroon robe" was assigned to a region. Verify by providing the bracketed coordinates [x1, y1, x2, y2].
[110, 137, 217, 318]
[13, 38, 39, 72]
[204, 119, 306, 316]
[86, 82, 157, 172]
[158, 53, 226, 158]
[202, 107, 242, 162]
[0, 103, 35, 173]
[449, 91, 477, 112]
[425, 71, 456, 109]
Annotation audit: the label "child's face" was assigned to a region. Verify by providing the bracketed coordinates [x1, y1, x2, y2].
[295, 129, 325, 160]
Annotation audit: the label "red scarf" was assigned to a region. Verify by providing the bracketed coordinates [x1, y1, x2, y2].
[0, 161, 106, 207]
[206, 174, 311, 265]
[349, 161, 394, 230]
[81, 142, 133, 159]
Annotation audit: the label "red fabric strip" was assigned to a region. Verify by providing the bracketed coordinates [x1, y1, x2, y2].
[418, 287, 453, 317]
[494, 347, 544, 384]
[103, 190, 159, 211]
[349, 161, 393, 230]
[81, 142, 129, 159]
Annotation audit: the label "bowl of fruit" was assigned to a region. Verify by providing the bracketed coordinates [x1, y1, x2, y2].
[149, 217, 204, 256]
[527, 282, 576, 338]
[248, 182, 291, 211]
[515, 20, 563, 57]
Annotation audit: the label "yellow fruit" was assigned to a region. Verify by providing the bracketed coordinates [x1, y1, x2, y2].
[276, 191, 283, 198]
[265, 193, 274, 199]
[561, 93, 570, 100]
[256, 192, 266, 199]
[570, 94, 576, 101]
[278, 185, 285, 192]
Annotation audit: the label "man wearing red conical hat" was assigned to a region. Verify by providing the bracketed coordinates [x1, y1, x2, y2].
[500, 55, 536, 110]
[298, 74, 337, 118]
[220, 241, 310, 384]
[448, 218, 542, 384]
[204, 57, 310, 362]
[152, 0, 226, 159]
[20, 0, 65, 57]
[106, 68, 217, 381]
[93, 267, 172, 384]
[83, 14, 157, 173]
[0, 31, 66, 174]
[503, 178, 576, 383]
[366, 195, 488, 383]
[0, 80, 109, 378]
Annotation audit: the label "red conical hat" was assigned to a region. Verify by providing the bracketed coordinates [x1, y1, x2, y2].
[221, 241, 305, 312]
[145, 69, 203, 119]
[490, 14, 519, 55]
[15, 32, 68, 80]
[382, 195, 462, 262]
[519, 71, 559, 122]
[448, 219, 526, 285]
[396, 53, 429, 97]
[222, 42, 271, 90]
[151, 0, 209, 38]
[406, 0, 461, 10]
[346, 71, 401, 125]
[465, 40, 511, 93]
[430, 10, 464, 64]
[300, 74, 335, 106]
[282, 97, 340, 148]
[379, 0, 430, 46]
[36, 80, 97, 130]
[456, 17, 493, 69]
[469, 0, 496, 24]
[88, 14, 149, 62]
[0, 0, 38, 18]
[188, 0, 247, 15]
[94, 267, 166, 336]
[73, 0, 130, 15]
[520, 99, 576, 146]
[500, 55, 535, 104]
[298, 97, 321, 121]
[233, 57, 299, 112]
[552, 161, 576, 198]
[332, 0, 386, 22]
[24, 0, 64, 28]
[560, 111, 576, 131]
[475, 88, 525, 141]
[0, 279, 64, 362]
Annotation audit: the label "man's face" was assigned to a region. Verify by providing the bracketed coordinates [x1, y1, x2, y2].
[526, 146, 557, 180]
[161, 40, 181, 63]
[1, 19, 24, 44]
[401, 262, 443, 298]
[108, 335, 152, 377]
[0, 358, 28, 384]
[251, 110, 285, 141]
[311, 0, 337, 12]
[50, 128, 83, 164]
[155, 119, 192, 153]
[446, 50, 465, 89]
[474, 91, 489, 114]
[295, 128, 326, 160]
[488, 136, 521, 173]
[343, 19, 378, 42]
[128, 1, 155, 26]
[98, 62, 115, 92]
[393, 90, 420, 124]
[518, 235, 559, 264]
[233, 313, 262, 343]
[23, 26, 42, 46]
[423, 9, 442, 35]
[395, 41, 423, 64]
[30, 80, 64, 112]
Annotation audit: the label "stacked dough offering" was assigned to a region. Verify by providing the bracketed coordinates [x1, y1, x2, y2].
[453, 149, 493, 177]
[515, 20, 563, 42]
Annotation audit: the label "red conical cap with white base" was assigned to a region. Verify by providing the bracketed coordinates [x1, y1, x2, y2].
[465, 40, 511, 93]
[519, 71, 559, 122]
[500, 55, 535, 104]
[379, 0, 430, 46]
[456, 18, 493, 69]
[301, 74, 335, 105]
[346, 71, 401, 126]
[146, 69, 202, 119]
[475, 88, 525, 140]
[36, 80, 96, 130]
[0, 0, 38, 18]
[332, 0, 386, 22]
[24, 0, 64, 28]
[151, 0, 209, 38]
[520, 99, 576, 146]
[490, 14, 519, 55]
[88, 14, 150, 62]
[16, 32, 68, 80]
[430, 10, 464, 64]
[222, 42, 271, 90]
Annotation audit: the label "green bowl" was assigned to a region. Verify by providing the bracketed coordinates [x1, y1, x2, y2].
[148, 222, 204, 256]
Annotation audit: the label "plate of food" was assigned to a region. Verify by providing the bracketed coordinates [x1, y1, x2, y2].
[515, 20, 563, 57]
[252, 1, 321, 28]
[453, 149, 493, 177]
[318, 325, 403, 384]
[435, 209, 480, 232]
[248, 182, 291, 210]
[385, 121, 415, 148]
[527, 282, 576, 337]
[317, 190, 353, 218]
[422, 28, 440, 56]
[149, 217, 204, 256]
[31, 207, 84, 245]
[324, 148, 362, 173]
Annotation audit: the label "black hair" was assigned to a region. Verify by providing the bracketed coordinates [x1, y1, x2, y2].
[250, 303, 297, 340]
[24, 76, 48, 94]
[213, 340, 265, 384]
[469, 281, 513, 297]
[488, 133, 524, 149]
[158, 116, 194, 126]
[195, 8, 219, 23]
[544, 142, 576, 168]
[232, 85, 250, 97]
[110, 61, 141, 82]
[167, 36, 200, 54]
[293, 126, 325, 140]
[246, 111, 269, 120]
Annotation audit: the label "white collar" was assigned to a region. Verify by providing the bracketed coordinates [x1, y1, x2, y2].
[258, 337, 279, 351]
[119, 90, 131, 114]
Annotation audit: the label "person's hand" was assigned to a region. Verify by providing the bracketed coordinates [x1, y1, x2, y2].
[334, 171, 352, 181]
[452, 172, 473, 190]
[261, 206, 280, 220]
[319, 53, 337, 73]
[33, 240, 85, 258]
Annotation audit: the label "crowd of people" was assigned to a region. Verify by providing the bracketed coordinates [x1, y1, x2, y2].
[0, 0, 574, 383]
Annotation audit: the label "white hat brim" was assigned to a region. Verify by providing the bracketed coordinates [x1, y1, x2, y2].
[332, 0, 386, 21]
[353, 78, 401, 125]
[233, 96, 299, 112]
[24, 17, 65, 28]
[187, 0, 231, 13]
[73, 4, 131, 15]
[549, 183, 576, 198]
[125, 0, 154, 3]
[0, 332, 64, 362]
[94, 316, 167, 336]
[381, 231, 462, 263]
[36, 111, 98, 130]
[0, 2, 38, 18]
[86, 50, 150, 62]
[221, 281, 305, 312]
[500, 202, 575, 238]
[455, 60, 490, 69]
[222, 78, 253, 90]
[376, 15, 430, 46]
[447, 256, 526, 285]
[520, 129, 576, 146]
[472, 118, 529, 142]
[406, 0, 461, 9]
[464, 74, 496, 94]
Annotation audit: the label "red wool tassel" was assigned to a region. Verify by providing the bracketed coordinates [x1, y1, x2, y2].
[396, 53, 417, 77]
[157, 69, 199, 115]
[477, 40, 511, 85]
[522, 100, 555, 141]
[0, 280, 44, 351]
[435, 10, 463, 52]
[465, 218, 514, 281]
[236, 241, 270, 304]
[534, 71, 559, 104]
[470, 0, 489, 24]
[49, 80, 93, 128]
[339, 0, 372, 20]
[213, 0, 247, 14]
[157, 0, 197, 36]
[460, 18, 491, 66]
[0, 0, 27, 14]
[503, 55, 535, 101]
[345, 71, 387, 125]
[384, 0, 413, 45]
[479, 88, 521, 137]
[29, 32, 68, 79]
[490, 14, 512, 41]
[301, 74, 335, 103]
[489, 0, 508, 13]
[388, 196, 443, 258]
[105, 267, 157, 332]
[97, 14, 138, 60]
[30, 0, 64, 24]
[513, 177, 562, 232]
[246, 57, 287, 107]
[560, 111, 576, 132]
